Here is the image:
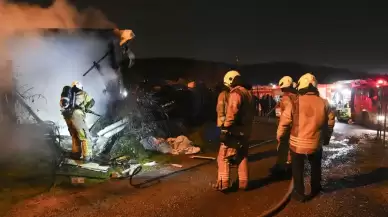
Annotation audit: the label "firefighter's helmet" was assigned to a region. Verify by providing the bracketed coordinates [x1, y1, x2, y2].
[278, 76, 294, 88]
[224, 70, 241, 87]
[114, 29, 135, 46]
[71, 81, 83, 90]
[297, 73, 317, 90]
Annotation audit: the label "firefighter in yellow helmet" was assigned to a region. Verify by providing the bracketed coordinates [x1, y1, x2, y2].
[214, 73, 233, 190]
[60, 81, 95, 162]
[270, 76, 298, 175]
[277, 73, 335, 202]
[213, 70, 255, 191]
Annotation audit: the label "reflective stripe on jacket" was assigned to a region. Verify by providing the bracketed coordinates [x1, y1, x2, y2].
[224, 86, 255, 137]
[277, 92, 335, 154]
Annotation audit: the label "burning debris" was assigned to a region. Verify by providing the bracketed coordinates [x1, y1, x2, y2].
[0, 0, 183, 189]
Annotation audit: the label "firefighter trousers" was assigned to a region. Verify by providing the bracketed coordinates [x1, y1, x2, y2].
[217, 143, 249, 187]
[65, 110, 92, 160]
[291, 148, 322, 196]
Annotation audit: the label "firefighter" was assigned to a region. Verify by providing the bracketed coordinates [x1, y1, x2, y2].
[213, 70, 255, 191]
[277, 73, 335, 202]
[214, 79, 231, 190]
[270, 76, 298, 175]
[61, 81, 95, 162]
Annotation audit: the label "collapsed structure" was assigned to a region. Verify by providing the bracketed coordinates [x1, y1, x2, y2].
[0, 28, 143, 180]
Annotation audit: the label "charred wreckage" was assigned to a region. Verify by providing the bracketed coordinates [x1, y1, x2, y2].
[2, 28, 151, 186]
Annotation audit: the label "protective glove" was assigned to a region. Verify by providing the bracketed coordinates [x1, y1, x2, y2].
[219, 126, 230, 143]
[323, 136, 331, 146]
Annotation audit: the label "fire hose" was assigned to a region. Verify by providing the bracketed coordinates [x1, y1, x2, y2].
[254, 115, 294, 217]
[194, 140, 294, 217]
[257, 179, 293, 217]
[250, 140, 294, 217]
[233, 139, 294, 217]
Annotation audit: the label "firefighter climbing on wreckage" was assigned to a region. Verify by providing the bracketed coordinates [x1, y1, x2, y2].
[213, 70, 255, 191]
[60, 81, 95, 162]
[270, 76, 298, 175]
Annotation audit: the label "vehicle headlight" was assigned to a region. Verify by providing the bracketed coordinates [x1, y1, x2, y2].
[377, 115, 385, 121]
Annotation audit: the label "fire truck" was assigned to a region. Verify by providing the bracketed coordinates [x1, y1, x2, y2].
[347, 77, 388, 129]
[305, 78, 387, 129]
[252, 77, 388, 129]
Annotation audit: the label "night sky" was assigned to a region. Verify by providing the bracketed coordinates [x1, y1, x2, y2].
[16, 0, 388, 72]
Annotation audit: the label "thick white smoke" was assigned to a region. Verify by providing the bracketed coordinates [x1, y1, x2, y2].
[10, 34, 118, 135]
[0, 0, 121, 135]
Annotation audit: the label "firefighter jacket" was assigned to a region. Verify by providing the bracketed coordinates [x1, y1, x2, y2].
[224, 85, 255, 137]
[276, 92, 298, 118]
[74, 90, 95, 115]
[277, 92, 335, 154]
[216, 90, 230, 127]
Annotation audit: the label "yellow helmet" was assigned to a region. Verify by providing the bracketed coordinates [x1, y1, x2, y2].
[297, 73, 317, 90]
[223, 70, 241, 87]
[278, 76, 294, 88]
[114, 29, 135, 46]
[71, 81, 83, 90]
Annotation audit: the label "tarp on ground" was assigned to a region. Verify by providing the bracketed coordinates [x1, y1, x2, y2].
[140, 135, 200, 155]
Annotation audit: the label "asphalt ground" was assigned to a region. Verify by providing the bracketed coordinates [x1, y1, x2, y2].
[3, 122, 388, 217]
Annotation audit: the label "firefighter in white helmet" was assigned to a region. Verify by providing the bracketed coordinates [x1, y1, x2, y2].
[270, 76, 298, 175]
[214, 72, 234, 190]
[213, 70, 255, 191]
[277, 72, 335, 202]
[60, 81, 95, 162]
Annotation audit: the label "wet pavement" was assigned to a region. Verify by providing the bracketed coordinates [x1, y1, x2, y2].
[3, 122, 388, 217]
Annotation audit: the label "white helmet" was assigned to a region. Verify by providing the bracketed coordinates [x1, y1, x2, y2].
[223, 70, 241, 87]
[71, 81, 83, 90]
[292, 82, 297, 88]
[278, 76, 294, 88]
[297, 73, 317, 90]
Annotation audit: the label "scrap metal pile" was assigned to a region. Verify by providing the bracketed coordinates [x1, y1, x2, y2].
[7, 28, 149, 184]
[6, 28, 207, 187]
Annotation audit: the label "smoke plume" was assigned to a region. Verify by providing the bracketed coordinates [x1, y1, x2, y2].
[0, 0, 119, 135]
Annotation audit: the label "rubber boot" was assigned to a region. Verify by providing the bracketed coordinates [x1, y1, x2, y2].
[292, 190, 306, 203]
[81, 140, 92, 163]
[212, 180, 230, 191]
[238, 180, 249, 191]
